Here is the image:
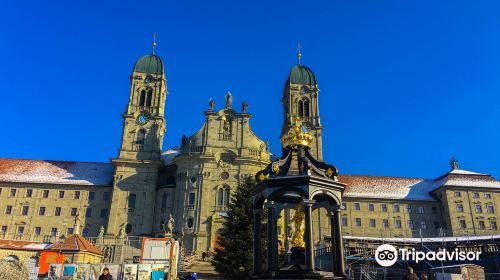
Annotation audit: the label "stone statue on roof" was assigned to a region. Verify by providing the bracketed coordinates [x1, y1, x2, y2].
[209, 98, 215, 111]
[451, 157, 459, 170]
[98, 226, 105, 238]
[242, 101, 248, 113]
[166, 214, 175, 235]
[225, 92, 232, 109]
[118, 224, 126, 238]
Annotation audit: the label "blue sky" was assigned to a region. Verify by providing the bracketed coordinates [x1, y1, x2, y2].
[1, 0, 498, 179]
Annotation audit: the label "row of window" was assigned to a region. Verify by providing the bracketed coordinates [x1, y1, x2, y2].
[0, 226, 90, 237]
[344, 202, 436, 214]
[458, 219, 497, 230]
[455, 203, 495, 214]
[4, 205, 108, 218]
[0, 188, 110, 201]
[343, 217, 437, 230]
[454, 191, 493, 199]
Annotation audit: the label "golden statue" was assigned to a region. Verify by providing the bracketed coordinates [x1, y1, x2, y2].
[290, 203, 305, 248]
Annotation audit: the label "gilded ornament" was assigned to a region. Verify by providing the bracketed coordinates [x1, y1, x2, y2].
[291, 203, 305, 248]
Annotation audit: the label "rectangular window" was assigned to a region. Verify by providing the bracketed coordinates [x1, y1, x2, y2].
[395, 219, 402, 228]
[188, 192, 196, 205]
[103, 192, 111, 200]
[475, 204, 483, 213]
[418, 206, 425, 214]
[34, 227, 41, 236]
[407, 205, 412, 213]
[73, 191, 80, 199]
[491, 221, 498, 230]
[10, 188, 17, 197]
[393, 204, 400, 213]
[408, 220, 414, 229]
[487, 205, 495, 214]
[82, 228, 89, 237]
[381, 204, 387, 212]
[354, 203, 360, 211]
[67, 228, 74, 236]
[54, 207, 62, 216]
[89, 191, 95, 200]
[478, 221, 485, 229]
[128, 193, 137, 209]
[485, 193, 492, 199]
[39, 207, 46, 216]
[5, 205, 13, 215]
[42, 190, 49, 198]
[454, 191, 461, 197]
[459, 219, 467, 229]
[51, 228, 58, 236]
[21, 206, 29, 215]
[421, 221, 427, 230]
[161, 194, 168, 208]
[85, 208, 92, 218]
[26, 189, 33, 198]
[472, 192, 479, 199]
[100, 208, 108, 218]
[382, 219, 389, 228]
[59, 190, 65, 199]
[456, 204, 464, 212]
[369, 219, 376, 227]
[434, 221, 440, 229]
[341, 217, 348, 227]
[368, 204, 374, 212]
[1, 226, 7, 233]
[17, 226, 25, 235]
[355, 218, 362, 227]
[70, 208, 78, 217]
[341, 202, 347, 210]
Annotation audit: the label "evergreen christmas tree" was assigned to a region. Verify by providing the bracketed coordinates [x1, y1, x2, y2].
[211, 176, 254, 279]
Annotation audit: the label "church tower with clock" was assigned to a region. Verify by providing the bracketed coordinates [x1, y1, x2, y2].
[107, 40, 167, 236]
[281, 50, 323, 160]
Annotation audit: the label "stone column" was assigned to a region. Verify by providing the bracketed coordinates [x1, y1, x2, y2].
[284, 208, 290, 253]
[303, 199, 315, 272]
[266, 201, 277, 273]
[252, 209, 263, 275]
[332, 205, 345, 276]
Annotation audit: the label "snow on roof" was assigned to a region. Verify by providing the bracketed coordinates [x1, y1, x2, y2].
[0, 158, 114, 186]
[161, 148, 180, 165]
[435, 175, 500, 189]
[344, 234, 500, 243]
[339, 175, 437, 201]
[0, 240, 52, 251]
[449, 169, 487, 176]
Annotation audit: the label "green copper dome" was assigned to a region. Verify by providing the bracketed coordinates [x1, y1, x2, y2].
[133, 54, 164, 74]
[287, 65, 317, 86]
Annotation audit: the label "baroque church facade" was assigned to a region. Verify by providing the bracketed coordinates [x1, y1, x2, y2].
[1, 48, 500, 255]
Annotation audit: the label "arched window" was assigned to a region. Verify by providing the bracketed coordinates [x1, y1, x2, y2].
[224, 188, 230, 206]
[136, 129, 146, 145]
[82, 228, 89, 237]
[298, 100, 304, 117]
[304, 100, 310, 117]
[139, 90, 146, 106]
[218, 188, 224, 206]
[146, 89, 153, 107]
[187, 218, 194, 228]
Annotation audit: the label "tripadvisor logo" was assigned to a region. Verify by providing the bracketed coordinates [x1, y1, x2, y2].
[375, 244, 482, 267]
[375, 244, 398, 267]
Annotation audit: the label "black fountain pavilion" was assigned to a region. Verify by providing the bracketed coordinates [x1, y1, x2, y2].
[250, 119, 346, 280]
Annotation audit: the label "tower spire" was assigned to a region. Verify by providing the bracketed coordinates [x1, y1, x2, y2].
[297, 42, 302, 65]
[152, 33, 157, 55]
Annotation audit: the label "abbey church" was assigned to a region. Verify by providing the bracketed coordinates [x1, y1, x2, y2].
[1, 46, 500, 256]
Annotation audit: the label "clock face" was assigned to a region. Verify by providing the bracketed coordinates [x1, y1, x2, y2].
[136, 113, 150, 125]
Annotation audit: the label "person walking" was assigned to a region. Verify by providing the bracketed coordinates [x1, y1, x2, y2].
[99, 267, 113, 280]
[403, 267, 418, 280]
